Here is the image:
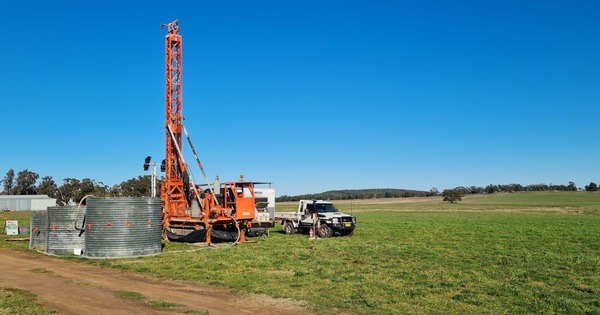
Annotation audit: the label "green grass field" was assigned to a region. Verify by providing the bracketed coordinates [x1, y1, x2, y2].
[1, 192, 599, 314]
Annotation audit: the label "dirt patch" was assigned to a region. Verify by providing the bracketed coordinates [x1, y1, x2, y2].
[0, 249, 311, 315]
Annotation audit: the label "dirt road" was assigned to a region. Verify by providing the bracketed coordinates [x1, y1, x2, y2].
[0, 249, 310, 315]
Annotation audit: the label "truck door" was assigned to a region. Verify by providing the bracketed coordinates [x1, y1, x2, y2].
[301, 203, 316, 225]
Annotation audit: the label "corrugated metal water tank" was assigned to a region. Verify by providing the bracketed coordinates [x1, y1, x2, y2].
[83, 197, 162, 258]
[46, 206, 86, 255]
[29, 210, 48, 250]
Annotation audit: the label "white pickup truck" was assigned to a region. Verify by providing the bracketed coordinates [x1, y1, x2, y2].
[274, 200, 356, 237]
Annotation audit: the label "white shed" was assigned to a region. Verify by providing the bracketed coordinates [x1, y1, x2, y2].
[0, 195, 57, 211]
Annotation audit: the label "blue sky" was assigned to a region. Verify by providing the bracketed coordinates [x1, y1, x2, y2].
[1, 1, 598, 196]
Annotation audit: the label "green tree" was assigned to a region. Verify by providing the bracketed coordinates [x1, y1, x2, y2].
[120, 176, 152, 197]
[92, 181, 111, 197]
[58, 178, 80, 205]
[38, 176, 58, 198]
[77, 178, 111, 200]
[584, 182, 598, 192]
[2, 168, 16, 195]
[55, 178, 116, 205]
[15, 169, 39, 195]
[442, 189, 464, 203]
[485, 184, 498, 194]
[109, 184, 122, 197]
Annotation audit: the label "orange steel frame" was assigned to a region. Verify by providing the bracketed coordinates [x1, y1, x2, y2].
[161, 20, 188, 226]
[159, 20, 260, 244]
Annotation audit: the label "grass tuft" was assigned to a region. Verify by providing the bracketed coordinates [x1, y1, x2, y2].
[118, 290, 145, 301]
[147, 300, 184, 308]
[0, 287, 58, 314]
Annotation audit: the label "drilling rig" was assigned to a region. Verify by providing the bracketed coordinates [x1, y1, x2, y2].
[160, 20, 272, 244]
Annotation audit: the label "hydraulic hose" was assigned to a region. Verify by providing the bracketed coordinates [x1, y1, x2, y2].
[74, 195, 94, 231]
[167, 124, 203, 208]
[183, 126, 218, 204]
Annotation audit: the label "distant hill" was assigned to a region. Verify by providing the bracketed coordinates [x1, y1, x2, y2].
[276, 188, 432, 202]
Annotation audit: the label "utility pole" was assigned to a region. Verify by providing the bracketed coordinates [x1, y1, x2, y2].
[143, 156, 159, 198]
[150, 163, 158, 198]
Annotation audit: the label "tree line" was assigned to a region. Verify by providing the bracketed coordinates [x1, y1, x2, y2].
[0, 168, 163, 206]
[440, 181, 598, 203]
[2, 168, 598, 205]
[276, 181, 599, 202]
[276, 188, 433, 202]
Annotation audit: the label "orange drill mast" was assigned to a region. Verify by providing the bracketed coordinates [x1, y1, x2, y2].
[161, 20, 188, 224]
[159, 20, 268, 243]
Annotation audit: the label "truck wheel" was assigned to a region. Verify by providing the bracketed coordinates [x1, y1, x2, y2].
[318, 224, 333, 238]
[283, 222, 297, 235]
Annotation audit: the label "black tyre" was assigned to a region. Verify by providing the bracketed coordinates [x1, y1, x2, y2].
[318, 224, 333, 238]
[283, 222, 297, 235]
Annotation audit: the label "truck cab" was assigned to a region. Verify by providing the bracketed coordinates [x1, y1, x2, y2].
[280, 200, 356, 237]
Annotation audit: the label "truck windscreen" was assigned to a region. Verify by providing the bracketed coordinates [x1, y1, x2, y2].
[308, 203, 337, 213]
